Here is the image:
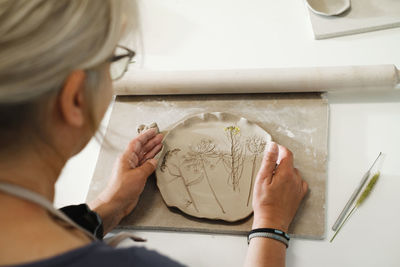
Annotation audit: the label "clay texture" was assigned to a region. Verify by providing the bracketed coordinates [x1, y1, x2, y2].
[156, 112, 271, 222]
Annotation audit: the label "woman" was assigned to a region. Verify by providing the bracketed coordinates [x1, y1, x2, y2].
[0, 1, 308, 266]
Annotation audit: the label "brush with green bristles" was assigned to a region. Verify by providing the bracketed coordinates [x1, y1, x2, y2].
[330, 172, 380, 242]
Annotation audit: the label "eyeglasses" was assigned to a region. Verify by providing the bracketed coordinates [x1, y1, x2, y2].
[109, 45, 136, 81]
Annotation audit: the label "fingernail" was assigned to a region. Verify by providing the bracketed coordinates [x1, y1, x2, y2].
[266, 142, 278, 154]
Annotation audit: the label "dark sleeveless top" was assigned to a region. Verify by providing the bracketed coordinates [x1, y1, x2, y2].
[8, 241, 186, 267]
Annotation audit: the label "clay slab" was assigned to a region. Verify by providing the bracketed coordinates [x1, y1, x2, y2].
[157, 112, 272, 222]
[306, 0, 400, 39]
[306, 0, 350, 16]
[86, 93, 328, 239]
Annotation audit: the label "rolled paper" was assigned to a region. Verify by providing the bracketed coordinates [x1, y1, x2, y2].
[114, 65, 400, 95]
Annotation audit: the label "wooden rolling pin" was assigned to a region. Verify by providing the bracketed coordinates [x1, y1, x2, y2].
[114, 64, 399, 95]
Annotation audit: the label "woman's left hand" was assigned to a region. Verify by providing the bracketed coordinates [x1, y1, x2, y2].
[89, 128, 163, 234]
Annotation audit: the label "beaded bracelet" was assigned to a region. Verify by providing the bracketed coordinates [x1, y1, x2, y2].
[247, 228, 290, 248]
[249, 228, 290, 241]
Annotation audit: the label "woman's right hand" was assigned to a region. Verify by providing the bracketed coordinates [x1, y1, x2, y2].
[252, 142, 308, 232]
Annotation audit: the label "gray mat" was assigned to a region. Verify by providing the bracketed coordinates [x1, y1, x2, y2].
[87, 93, 328, 239]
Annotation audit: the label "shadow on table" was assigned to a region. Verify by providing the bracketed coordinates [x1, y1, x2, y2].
[326, 90, 400, 104]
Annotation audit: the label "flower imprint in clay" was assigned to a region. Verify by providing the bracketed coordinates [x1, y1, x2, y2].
[156, 112, 272, 222]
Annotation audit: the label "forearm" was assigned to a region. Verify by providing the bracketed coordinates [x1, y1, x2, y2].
[244, 219, 288, 267]
[88, 198, 125, 235]
[86, 129, 161, 236]
[245, 237, 286, 267]
[243, 142, 307, 267]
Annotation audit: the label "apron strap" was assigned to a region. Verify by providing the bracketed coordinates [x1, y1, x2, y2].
[0, 182, 145, 247]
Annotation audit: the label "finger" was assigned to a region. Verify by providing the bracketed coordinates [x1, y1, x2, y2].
[293, 168, 305, 184]
[113, 152, 131, 173]
[117, 151, 138, 171]
[294, 167, 306, 189]
[302, 180, 309, 195]
[126, 128, 158, 155]
[141, 133, 163, 156]
[121, 128, 158, 169]
[128, 153, 139, 169]
[140, 143, 163, 165]
[255, 142, 279, 185]
[276, 145, 294, 170]
[133, 158, 158, 178]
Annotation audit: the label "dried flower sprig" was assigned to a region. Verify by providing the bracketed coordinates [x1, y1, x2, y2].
[330, 172, 380, 242]
[224, 126, 240, 135]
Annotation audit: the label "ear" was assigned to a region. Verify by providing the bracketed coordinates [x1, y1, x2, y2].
[59, 70, 87, 127]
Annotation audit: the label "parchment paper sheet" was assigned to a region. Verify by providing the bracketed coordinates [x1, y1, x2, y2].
[87, 93, 328, 239]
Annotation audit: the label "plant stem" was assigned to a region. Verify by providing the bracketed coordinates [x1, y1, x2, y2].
[202, 162, 226, 214]
[168, 164, 199, 212]
[247, 154, 257, 206]
[183, 180, 199, 213]
[229, 131, 236, 191]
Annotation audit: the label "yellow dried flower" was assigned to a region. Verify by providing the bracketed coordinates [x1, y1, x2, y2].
[356, 172, 380, 206]
[330, 172, 380, 242]
[224, 125, 240, 135]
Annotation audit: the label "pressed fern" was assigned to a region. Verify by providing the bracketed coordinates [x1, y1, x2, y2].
[330, 172, 380, 242]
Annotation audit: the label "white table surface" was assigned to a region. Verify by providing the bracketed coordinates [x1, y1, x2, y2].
[55, 1, 400, 266]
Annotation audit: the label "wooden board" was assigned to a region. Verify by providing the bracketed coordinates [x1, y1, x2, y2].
[86, 93, 328, 239]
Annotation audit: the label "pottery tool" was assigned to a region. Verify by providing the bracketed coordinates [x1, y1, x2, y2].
[331, 152, 383, 232]
[330, 172, 381, 242]
[114, 65, 400, 95]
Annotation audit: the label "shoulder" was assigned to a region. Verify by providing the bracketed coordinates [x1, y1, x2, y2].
[16, 242, 186, 267]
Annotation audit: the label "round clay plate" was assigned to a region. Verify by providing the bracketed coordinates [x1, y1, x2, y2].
[156, 112, 272, 222]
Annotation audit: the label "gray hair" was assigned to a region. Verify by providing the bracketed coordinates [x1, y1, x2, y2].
[0, 0, 126, 103]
